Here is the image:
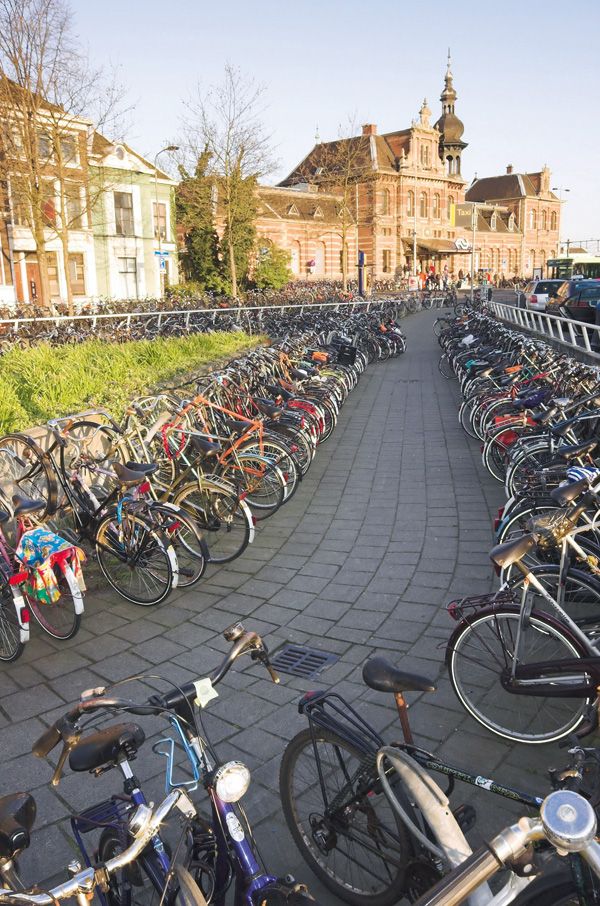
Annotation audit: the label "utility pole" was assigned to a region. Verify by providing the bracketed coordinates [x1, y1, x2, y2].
[470, 203, 477, 302]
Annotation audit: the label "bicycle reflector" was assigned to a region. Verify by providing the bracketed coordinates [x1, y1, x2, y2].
[214, 761, 251, 802]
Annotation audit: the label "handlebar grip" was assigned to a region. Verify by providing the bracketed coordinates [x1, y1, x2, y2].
[32, 722, 62, 757]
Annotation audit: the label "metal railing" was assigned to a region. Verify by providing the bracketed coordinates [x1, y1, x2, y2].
[0, 299, 386, 333]
[489, 300, 600, 358]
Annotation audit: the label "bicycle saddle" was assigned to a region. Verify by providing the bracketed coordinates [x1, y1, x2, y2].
[362, 656, 436, 694]
[490, 534, 536, 569]
[110, 461, 146, 488]
[0, 792, 36, 862]
[551, 476, 591, 506]
[223, 418, 251, 435]
[125, 461, 159, 476]
[69, 723, 145, 773]
[253, 398, 283, 419]
[189, 434, 221, 457]
[557, 440, 597, 461]
[11, 494, 46, 516]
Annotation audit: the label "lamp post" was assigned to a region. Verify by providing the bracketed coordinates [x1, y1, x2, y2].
[470, 203, 478, 302]
[551, 186, 570, 256]
[154, 144, 179, 296]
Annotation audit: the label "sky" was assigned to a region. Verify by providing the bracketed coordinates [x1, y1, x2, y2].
[74, 0, 600, 242]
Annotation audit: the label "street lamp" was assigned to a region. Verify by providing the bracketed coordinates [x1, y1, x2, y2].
[154, 144, 179, 296]
[551, 187, 570, 255]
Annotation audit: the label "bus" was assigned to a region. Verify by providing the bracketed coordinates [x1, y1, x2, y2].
[546, 253, 600, 280]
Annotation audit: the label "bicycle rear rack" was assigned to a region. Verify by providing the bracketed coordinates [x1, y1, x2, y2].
[447, 588, 518, 621]
[298, 690, 383, 756]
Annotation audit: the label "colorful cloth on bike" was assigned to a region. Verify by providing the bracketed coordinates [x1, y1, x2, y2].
[16, 529, 86, 605]
[566, 466, 600, 483]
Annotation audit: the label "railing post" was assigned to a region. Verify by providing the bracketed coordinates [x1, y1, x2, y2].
[185, 312, 190, 328]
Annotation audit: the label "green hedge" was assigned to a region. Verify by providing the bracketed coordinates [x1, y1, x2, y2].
[0, 332, 261, 433]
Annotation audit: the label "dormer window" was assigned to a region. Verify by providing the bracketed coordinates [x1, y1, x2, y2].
[114, 145, 125, 161]
[490, 212, 497, 230]
[287, 203, 300, 216]
[508, 213, 515, 232]
[313, 206, 324, 218]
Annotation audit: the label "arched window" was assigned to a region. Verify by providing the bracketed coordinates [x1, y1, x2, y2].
[540, 250, 546, 273]
[407, 191, 414, 217]
[446, 155, 453, 175]
[419, 192, 428, 218]
[529, 208, 537, 230]
[290, 240, 301, 275]
[550, 211, 557, 230]
[550, 249, 556, 259]
[490, 212, 497, 230]
[541, 210, 547, 230]
[529, 249, 536, 271]
[420, 144, 430, 167]
[381, 188, 391, 215]
[447, 194, 454, 219]
[433, 193, 440, 219]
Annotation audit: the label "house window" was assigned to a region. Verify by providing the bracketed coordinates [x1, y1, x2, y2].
[382, 250, 392, 273]
[381, 188, 391, 215]
[114, 191, 134, 236]
[447, 194, 454, 219]
[153, 201, 167, 241]
[550, 211, 557, 230]
[419, 192, 428, 218]
[490, 212, 497, 230]
[37, 132, 52, 161]
[117, 256, 138, 299]
[508, 213, 515, 231]
[65, 183, 84, 229]
[529, 208, 537, 230]
[41, 181, 56, 226]
[433, 193, 440, 219]
[11, 186, 29, 226]
[541, 210, 547, 230]
[420, 144, 430, 167]
[407, 190, 414, 217]
[68, 253, 86, 295]
[59, 134, 79, 165]
[46, 251, 61, 298]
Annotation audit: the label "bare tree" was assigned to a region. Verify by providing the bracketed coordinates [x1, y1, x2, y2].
[288, 118, 373, 290]
[181, 64, 274, 299]
[0, 0, 129, 311]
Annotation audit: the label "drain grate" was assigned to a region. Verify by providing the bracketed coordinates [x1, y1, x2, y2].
[270, 644, 339, 679]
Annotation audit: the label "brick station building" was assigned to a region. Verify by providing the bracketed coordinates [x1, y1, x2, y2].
[255, 58, 561, 282]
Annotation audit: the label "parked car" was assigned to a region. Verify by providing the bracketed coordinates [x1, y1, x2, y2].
[519, 279, 562, 311]
[546, 279, 600, 324]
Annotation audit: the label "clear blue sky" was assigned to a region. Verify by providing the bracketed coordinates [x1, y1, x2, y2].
[75, 0, 599, 241]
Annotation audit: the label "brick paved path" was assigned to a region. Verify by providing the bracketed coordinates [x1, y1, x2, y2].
[0, 309, 562, 896]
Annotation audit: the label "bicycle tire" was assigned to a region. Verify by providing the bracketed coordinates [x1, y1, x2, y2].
[446, 605, 590, 744]
[438, 354, 455, 379]
[172, 479, 252, 564]
[0, 580, 26, 661]
[97, 827, 172, 905]
[513, 872, 597, 906]
[0, 433, 58, 517]
[149, 502, 208, 588]
[95, 512, 174, 606]
[218, 454, 285, 519]
[279, 727, 411, 906]
[26, 562, 83, 640]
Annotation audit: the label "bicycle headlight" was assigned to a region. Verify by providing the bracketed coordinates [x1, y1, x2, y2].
[214, 761, 251, 802]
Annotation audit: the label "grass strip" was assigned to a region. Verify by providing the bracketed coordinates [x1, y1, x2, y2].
[0, 331, 262, 432]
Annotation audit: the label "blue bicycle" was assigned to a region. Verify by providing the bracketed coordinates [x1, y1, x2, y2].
[32, 623, 315, 906]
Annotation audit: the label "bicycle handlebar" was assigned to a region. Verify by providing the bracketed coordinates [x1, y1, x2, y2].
[0, 790, 191, 904]
[32, 623, 279, 775]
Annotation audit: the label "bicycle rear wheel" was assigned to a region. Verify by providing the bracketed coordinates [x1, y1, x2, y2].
[26, 562, 83, 640]
[95, 512, 174, 606]
[279, 727, 411, 906]
[149, 503, 208, 587]
[446, 605, 589, 744]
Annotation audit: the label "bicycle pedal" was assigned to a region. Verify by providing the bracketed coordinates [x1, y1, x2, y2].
[452, 803, 477, 833]
[179, 567, 195, 578]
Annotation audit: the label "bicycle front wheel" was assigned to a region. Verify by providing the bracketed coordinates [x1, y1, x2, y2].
[279, 728, 411, 906]
[173, 479, 253, 564]
[446, 606, 590, 744]
[0, 582, 26, 660]
[96, 512, 174, 606]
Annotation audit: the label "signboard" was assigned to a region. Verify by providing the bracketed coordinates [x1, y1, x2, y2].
[159, 258, 167, 271]
[454, 237, 471, 251]
[154, 250, 169, 257]
[408, 275, 419, 292]
[451, 202, 476, 229]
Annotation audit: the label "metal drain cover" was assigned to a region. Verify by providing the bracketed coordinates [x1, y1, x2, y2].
[270, 644, 339, 679]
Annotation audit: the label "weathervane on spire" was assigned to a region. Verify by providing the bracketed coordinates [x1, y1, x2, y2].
[446, 48, 453, 81]
[315, 125, 321, 144]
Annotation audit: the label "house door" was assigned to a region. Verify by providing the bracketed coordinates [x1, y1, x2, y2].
[25, 261, 41, 303]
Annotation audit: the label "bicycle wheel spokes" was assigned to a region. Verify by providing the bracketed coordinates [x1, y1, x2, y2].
[173, 482, 252, 564]
[448, 609, 588, 743]
[96, 513, 173, 606]
[0, 587, 25, 660]
[26, 564, 82, 640]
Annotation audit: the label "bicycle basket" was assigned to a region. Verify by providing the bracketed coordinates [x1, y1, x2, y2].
[527, 511, 575, 548]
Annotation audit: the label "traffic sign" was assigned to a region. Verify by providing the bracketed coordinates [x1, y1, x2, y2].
[154, 250, 169, 257]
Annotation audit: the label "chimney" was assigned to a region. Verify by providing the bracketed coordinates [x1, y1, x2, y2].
[506, 164, 513, 174]
[362, 123, 377, 136]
